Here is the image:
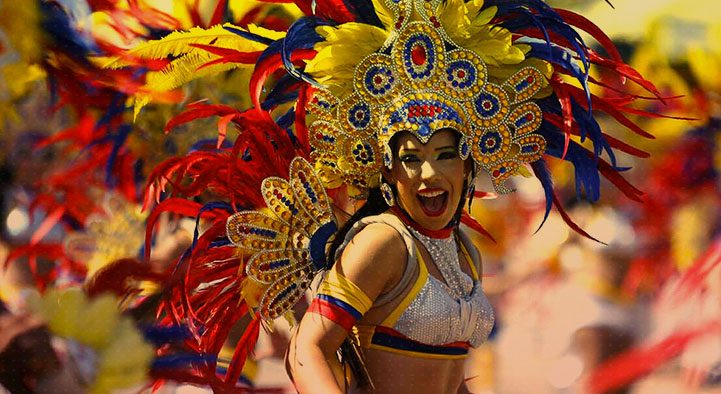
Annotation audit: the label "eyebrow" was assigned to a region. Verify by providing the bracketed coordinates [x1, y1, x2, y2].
[399, 145, 456, 152]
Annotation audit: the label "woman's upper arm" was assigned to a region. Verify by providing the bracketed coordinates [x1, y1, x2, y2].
[334, 223, 407, 302]
[288, 224, 407, 390]
[297, 223, 407, 350]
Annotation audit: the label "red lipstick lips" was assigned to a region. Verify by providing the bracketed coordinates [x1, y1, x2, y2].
[416, 188, 448, 217]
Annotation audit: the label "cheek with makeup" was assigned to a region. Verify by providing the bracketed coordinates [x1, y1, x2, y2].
[386, 130, 468, 231]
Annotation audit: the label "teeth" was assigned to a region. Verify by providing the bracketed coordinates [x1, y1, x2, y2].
[418, 190, 445, 198]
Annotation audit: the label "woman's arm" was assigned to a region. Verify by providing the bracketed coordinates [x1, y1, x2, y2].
[287, 223, 407, 393]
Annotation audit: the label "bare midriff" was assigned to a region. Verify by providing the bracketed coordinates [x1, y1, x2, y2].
[349, 347, 466, 394]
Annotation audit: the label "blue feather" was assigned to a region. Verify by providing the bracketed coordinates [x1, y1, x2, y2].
[281, 17, 331, 86]
[484, 0, 592, 107]
[142, 325, 191, 345]
[276, 107, 296, 130]
[262, 74, 302, 110]
[210, 238, 232, 248]
[223, 25, 275, 46]
[256, 39, 283, 66]
[104, 124, 132, 189]
[540, 121, 600, 202]
[189, 138, 232, 152]
[524, 41, 589, 101]
[569, 97, 620, 168]
[151, 354, 216, 370]
[530, 160, 554, 231]
[40, 1, 99, 58]
[343, 0, 384, 27]
[191, 201, 235, 250]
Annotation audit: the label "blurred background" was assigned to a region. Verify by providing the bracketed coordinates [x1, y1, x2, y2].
[1, 0, 720, 393]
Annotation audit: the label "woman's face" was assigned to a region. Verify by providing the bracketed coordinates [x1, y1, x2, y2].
[387, 129, 468, 230]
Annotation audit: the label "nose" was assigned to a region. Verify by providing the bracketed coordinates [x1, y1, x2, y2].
[419, 160, 440, 182]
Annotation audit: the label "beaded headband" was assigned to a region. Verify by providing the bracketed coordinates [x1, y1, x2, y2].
[307, 0, 548, 195]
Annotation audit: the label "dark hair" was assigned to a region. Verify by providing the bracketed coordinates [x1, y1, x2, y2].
[326, 187, 390, 266]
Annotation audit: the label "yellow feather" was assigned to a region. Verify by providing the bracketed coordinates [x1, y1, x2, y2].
[247, 23, 287, 41]
[470, 3, 496, 28]
[229, 0, 304, 26]
[306, 23, 388, 98]
[241, 277, 266, 308]
[688, 46, 721, 92]
[371, 0, 395, 30]
[143, 52, 246, 92]
[437, 0, 471, 41]
[116, 22, 285, 114]
[102, 23, 273, 69]
[133, 94, 151, 121]
[436, 1, 525, 68]
[129, 52, 249, 115]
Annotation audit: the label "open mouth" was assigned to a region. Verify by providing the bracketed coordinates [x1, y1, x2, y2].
[417, 189, 448, 217]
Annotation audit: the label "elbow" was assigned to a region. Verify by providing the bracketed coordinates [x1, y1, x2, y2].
[286, 333, 345, 393]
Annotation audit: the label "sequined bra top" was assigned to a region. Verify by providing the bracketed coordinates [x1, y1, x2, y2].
[334, 213, 495, 359]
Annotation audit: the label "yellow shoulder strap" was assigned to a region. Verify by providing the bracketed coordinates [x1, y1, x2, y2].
[380, 249, 428, 327]
[458, 237, 479, 281]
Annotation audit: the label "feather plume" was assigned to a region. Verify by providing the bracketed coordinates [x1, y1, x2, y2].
[102, 23, 272, 69]
[305, 22, 387, 97]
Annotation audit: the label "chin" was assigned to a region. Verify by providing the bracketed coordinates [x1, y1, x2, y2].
[417, 217, 452, 230]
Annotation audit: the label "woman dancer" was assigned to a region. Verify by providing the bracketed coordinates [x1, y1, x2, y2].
[288, 128, 493, 393]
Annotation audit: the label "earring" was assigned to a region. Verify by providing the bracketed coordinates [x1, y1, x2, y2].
[379, 179, 395, 207]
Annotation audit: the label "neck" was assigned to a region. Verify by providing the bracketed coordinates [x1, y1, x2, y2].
[390, 206, 454, 239]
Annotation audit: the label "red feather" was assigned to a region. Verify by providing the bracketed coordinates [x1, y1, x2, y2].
[85, 258, 167, 299]
[144, 198, 202, 261]
[290, 0, 356, 22]
[594, 156, 644, 202]
[549, 74, 573, 160]
[190, 44, 263, 70]
[543, 113, 650, 158]
[552, 191, 604, 243]
[588, 321, 721, 393]
[294, 84, 313, 152]
[209, 0, 228, 26]
[30, 207, 65, 245]
[460, 212, 496, 243]
[553, 79, 656, 139]
[249, 49, 317, 116]
[225, 316, 261, 386]
[164, 102, 240, 133]
[554, 9, 622, 62]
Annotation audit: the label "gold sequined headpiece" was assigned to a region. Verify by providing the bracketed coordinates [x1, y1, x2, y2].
[305, 0, 548, 195]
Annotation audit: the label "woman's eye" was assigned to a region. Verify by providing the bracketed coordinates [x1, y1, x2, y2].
[438, 151, 458, 160]
[399, 155, 420, 162]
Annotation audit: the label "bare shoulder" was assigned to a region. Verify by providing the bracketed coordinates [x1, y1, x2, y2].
[335, 222, 407, 297]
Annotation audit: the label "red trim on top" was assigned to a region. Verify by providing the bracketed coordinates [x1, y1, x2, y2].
[390, 206, 454, 238]
[308, 298, 356, 331]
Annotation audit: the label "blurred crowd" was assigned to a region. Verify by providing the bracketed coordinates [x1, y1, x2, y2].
[1, 0, 721, 393]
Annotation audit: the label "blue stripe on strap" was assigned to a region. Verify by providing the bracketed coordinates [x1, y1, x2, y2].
[316, 294, 362, 320]
[371, 330, 469, 356]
